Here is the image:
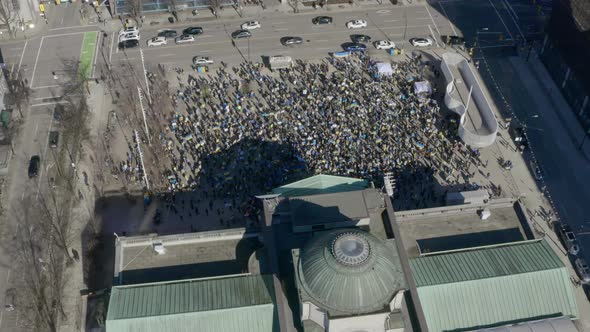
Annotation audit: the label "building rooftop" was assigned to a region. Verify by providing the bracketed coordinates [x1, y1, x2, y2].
[293, 228, 406, 317]
[114, 229, 264, 285]
[394, 198, 531, 257]
[272, 174, 369, 198]
[409, 240, 578, 332]
[106, 274, 279, 332]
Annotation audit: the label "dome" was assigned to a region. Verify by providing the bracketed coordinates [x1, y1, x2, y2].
[297, 229, 404, 315]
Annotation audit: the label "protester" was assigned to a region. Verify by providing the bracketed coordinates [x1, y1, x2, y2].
[120, 54, 484, 214]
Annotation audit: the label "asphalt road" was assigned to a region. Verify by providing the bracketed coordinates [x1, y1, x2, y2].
[109, 6, 451, 73]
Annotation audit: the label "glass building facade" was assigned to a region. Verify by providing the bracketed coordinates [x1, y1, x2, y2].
[114, 0, 237, 15]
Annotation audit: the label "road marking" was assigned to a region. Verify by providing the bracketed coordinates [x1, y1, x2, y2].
[345, 16, 357, 19]
[274, 28, 288, 31]
[488, 0, 514, 40]
[437, 1, 458, 35]
[501, 0, 526, 42]
[45, 30, 96, 38]
[29, 36, 45, 88]
[31, 101, 69, 107]
[273, 21, 287, 24]
[9, 64, 14, 77]
[428, 25, 440, 47]
[60, 16, 64, 25]
[158, 53, 176, 57]
[91, 32, 101, 78]
[109, 31, 114, 65]
[376, 9, 391, 14]
[31, 84, 62, 89]
[315, 39, 329, 42]
[424, 4, 442, 40]
[49, 25, 97, 31]
[80, 31, 98, 79]
[384, 19, 398, 23]
[198, 49, 212, 53]
[33, 121, 39, 138]
[199, 35, 213, 38]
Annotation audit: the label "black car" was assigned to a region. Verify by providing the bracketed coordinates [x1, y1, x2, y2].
[118, 39, 139, 49]
[158, 29, 178, 38]
[183, 27, 203, 35]
[342, 42, 367, 52]
[442, 35, 465, 46]
[49, 131, 59, 148]
[351, 34, 371, 43]
[312, 16, 333, 25]
[232, 29, 252, 39]
[281, 36, 303, 46]
[28, 155, 40, 178]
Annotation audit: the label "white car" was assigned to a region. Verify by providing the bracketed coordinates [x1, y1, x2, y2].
[175, 34, 195, 44]
[410, 37, 433, 47]
[118, 26, 139, 37]
[147, 36, 167, 47]
[193, 56, 214, 65]
[119, 32, 140, 42]
[346, 20, 367, 29]
[374, 40, 395, 50]
[241, 21, 261, 30]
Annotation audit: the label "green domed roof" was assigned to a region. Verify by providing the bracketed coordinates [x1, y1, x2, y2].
[297, 229, 404, 316]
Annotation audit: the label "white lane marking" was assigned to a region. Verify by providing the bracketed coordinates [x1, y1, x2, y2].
[198, 49, 212, 53]
[8, 47, 22, 51]
[49, 25, 97, 31]
[115, 57, 137, 61]
[424, 4, 442, 39]
[437, 1, 458, 36]
[345, 16, 356, 19]
[60, 15, 64, 25]
[376, 10, 391, 14]
[274, 28, 288, 31]
[9, 64, 14, 77]
[384, 19, 398, 23]
[273, 21, 287, 24]
[487, 0, 514, 40]
[91, 32, 101, 78]
[199, 35, 213, 38]
[109, 31, 114, 65]
[502, 0, 526, 42]
[33, 121, 39, 138]
[428, 25, 440, 47]
[158, 53, 176, 57]
[31, 84, 62, 89]
[31, 101, 69, 107]
[45, 30, 97, 38]
[29, 37, 44, 88]
[315, 39, 329, 42]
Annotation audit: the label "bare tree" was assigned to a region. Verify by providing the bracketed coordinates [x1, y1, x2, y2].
[124, 0, 143, 26]
[4, 69, 31, 118]
[0, 0, 18, 38]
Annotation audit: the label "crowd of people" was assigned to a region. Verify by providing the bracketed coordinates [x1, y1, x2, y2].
[121, 53, 488, 217]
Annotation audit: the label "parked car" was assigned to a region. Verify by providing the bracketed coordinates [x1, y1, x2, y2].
[575, 258, 590, 283]
[410, 37, 433, 47]
[241, 21, 261, 30]
[118, 26, 139, 37]
[281, 36, 303, 46]
[557, 222, 578, 254]
[118, 39, 139, 49]
[28, 155, 40, 178]
[312, 16, 333, 25]
[175, 34, 195, 44]
[346, 20, 367, 29]
[49, 131, 59, 148]
[342, 42, 367, 52]
[374, 40, 395, 50]
[157, 29, 178, 39]
[183, 27, 203, 35]
[119, 32, 140, 42]
[351, 34, 371, 43]
[147, 36, 167, 47]
[442, 35, 465, 46]
[192, 56, 214, 65]
[232, 30, 252, 39]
